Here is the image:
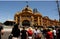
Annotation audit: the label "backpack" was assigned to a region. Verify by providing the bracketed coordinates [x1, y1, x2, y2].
[28, 30, 33, 36]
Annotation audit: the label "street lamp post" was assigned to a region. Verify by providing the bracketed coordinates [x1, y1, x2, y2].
[56, 0, 60, 23]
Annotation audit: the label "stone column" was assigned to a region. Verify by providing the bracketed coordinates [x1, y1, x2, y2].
[16, 16, 18, 24]
[46, 19, 47, 27]
[47, 20, 48, 26]
[31, 16, 34, 26]
[47, 19, 49, 26]
[38, 17, 40, 26]
[20, 16, 22, 27]
[41, 17, 43, 26]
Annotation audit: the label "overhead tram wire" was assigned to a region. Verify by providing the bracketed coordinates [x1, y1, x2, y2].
[56, 0, 60, 23]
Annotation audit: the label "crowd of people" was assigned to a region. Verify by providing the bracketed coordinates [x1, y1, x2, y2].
[0, 23, 60, 39]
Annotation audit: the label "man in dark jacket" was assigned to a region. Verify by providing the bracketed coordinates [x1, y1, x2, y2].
[21, 27, 28, 39]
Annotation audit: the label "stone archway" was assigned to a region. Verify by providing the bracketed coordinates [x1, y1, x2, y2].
[22, 20, 30, 26]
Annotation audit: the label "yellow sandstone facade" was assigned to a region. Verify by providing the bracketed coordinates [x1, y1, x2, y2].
[14, 5, 60, 27]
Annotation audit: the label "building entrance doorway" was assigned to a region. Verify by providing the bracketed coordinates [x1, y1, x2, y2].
[22, 20, 30, 26]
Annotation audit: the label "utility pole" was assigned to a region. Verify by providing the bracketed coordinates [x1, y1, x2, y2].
[56, 0, 60, 23]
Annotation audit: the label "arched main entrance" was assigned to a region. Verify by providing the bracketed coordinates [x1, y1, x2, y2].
[22, 20, 30, 26]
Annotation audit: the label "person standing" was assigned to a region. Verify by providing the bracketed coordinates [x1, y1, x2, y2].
[27, 27, 33, 39]
[56, 28, 60, 39]
[0, 24, 4, 39]
[20, 27, 28, 39]
[42, 27, 47, 39]
[11, 24, 20, 39]
[46, 29, 53, 39]
[34, 27, 41, 39]
[53, 28, 56, 39]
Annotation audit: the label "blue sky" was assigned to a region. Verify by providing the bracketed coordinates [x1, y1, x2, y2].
[0, 0, 60, 1]
[0, 1, 60, 23]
